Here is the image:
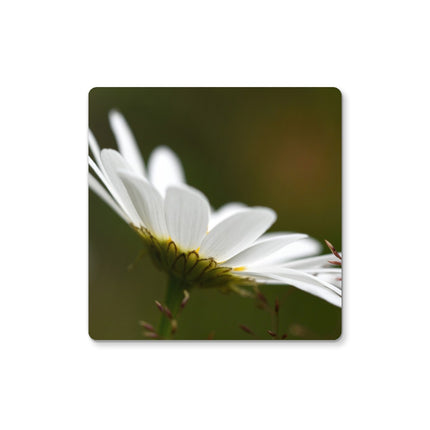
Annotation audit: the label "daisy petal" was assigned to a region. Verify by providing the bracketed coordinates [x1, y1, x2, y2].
[223, 233, 307, 268]
[253, 237, 322, 265]
[237, 268, 342, 307]
[316, 273, 342, 290]
[283, 254, 337, 270]
[88, 130, 102, 168]
[100, 149, 142, 226]
[254, 231, 297, 242]
[147, 146, 185, 197]
[199, 208, 277, 262]
[88, 156, 124, 208]
[308, 268, 342, 274]
[109, 110, 146, 177]
[164, 185, 210, 251]
[209, 202, 247, 230]
[246, 266, 341, 294]
[119, 171, 169, 240]
[89, 173, 129, 222]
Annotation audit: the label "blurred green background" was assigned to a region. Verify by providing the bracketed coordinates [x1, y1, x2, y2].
[89, 88, 341, 340]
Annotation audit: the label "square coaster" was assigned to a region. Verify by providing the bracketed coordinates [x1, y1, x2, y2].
[89, 87, 342, 340]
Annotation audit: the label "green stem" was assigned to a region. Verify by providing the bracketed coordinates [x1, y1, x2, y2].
[158, 276, 185, 339]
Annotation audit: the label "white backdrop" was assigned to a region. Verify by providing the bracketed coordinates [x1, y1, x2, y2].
[1, 1, 429, 429]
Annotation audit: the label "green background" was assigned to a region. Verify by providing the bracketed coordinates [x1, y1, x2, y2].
[89, 88, 342, 340]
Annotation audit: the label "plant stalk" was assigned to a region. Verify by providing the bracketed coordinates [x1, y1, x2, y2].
[158, 276, 185, 339]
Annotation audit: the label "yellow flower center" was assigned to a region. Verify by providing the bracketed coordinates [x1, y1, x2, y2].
[134, 227, 253, 288]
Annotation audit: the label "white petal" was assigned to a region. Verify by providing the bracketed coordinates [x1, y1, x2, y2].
[147, 146, 185, 197]
[253, 237, 322, 265]
[277, 277, 341, 307]
[88, 173, 129, 222]
[223, 234, 308, 268]
[118, 172, 169, 239]
[89, 156, 124, 209]
[308, 268, 342, 274]
[283, 253, 336, 270]
[100, 149, 142, 226]
[208, 202, 247, 230]
[316, 273, 342, 290]
[164, 185, 210, 251]
[254, 231, 297, 243]
[109, 110, 146, 177]
[199, 207, 277, 262]
[245, 266, 341, 294]
[284, 254, 342, 282]
[88, 130, 102, 168]
[237, 268, 342, 307]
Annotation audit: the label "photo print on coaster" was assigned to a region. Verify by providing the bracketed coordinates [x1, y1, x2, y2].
[88, 87, 342, 340]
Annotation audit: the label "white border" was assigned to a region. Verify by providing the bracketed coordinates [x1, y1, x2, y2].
[1, 2, 429, 429]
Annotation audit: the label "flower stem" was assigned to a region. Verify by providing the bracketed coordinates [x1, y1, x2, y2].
[158, 276, 186, 339]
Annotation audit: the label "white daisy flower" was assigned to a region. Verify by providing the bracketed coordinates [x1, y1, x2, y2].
[89, 111, 342, 309]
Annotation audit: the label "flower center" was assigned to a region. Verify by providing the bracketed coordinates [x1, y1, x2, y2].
[134, 226, 253, 288]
